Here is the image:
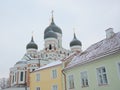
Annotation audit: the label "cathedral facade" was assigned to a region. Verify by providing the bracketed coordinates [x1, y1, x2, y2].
[9, 15, 82, 87]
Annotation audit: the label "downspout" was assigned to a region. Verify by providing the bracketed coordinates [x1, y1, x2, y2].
[62, 69, 67, 90]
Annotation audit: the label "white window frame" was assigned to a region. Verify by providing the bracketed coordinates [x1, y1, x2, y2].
[68, 74, 75, 89]
[80, 71, 89, 87]
[52, 69, 57, 79]
[36, 87, 40, 90]
[18, 70, 25, 83]
[14, 72, 17, 84]
[96, 66, 108, 86]
[52, 85, 58, 90]
[36, 73, 40, 81]
[117, 62, 120, 79]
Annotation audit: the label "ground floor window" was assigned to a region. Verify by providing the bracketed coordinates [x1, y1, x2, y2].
[80, 71, 89, 87]
[52, 85, 58, 90]
[68, 75, 75, 89]
[118, 63, 120, 78]
[36, 87, 40, 90]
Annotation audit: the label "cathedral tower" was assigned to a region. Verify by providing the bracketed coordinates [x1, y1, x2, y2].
[70, 33, 82, 53]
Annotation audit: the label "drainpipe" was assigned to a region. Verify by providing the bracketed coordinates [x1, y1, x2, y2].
[62, 70, 67, 90]
[38, 58, 40, 68]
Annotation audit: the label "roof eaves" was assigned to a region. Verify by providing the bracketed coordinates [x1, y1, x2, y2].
[64, 47, 120, 71]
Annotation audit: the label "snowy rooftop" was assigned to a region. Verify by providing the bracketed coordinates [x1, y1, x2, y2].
[66, 30, 120, 69]
[35, 60, 62, 71]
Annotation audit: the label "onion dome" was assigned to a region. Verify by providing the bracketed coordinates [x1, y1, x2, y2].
[44, 29, 57, 39]
[16, 60, 27, 65]
[44, 17, 62, 35]
[70, 33, 82, 47]
[26, 36, 38, 49]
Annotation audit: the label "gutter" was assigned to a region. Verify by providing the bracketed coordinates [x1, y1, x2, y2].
[62, 69, 67, 90]
[65, 47, 120, 71]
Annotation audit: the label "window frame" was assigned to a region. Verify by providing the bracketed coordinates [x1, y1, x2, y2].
[68, 74, 75, 89]
[52, 84, 58, 90]
[36, 73, 40, 81]
[96, 66, 108, 86]
[36, 87, 40, 90]
[117, 62, 120, 79]
[80, 71, 89, 87]
[52, 69, 57, 79]
[20, 71, 24, 81]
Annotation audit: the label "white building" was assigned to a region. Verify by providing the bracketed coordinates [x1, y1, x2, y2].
[9, 15, 82, 87]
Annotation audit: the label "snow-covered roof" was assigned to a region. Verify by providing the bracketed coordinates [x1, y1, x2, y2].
[35, 60, 62, 71]
[65, 31, 120, 70]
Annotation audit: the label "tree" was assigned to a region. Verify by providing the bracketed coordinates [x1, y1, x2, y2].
[0, 78, 10, 89]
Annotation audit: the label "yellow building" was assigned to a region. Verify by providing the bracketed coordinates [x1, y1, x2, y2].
[30, 60, 63, 90]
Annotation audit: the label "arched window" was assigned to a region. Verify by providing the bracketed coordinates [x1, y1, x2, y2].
[12, 75, 14, 83]
[20, 72, 23, 81]
[49, 44, 52, 50]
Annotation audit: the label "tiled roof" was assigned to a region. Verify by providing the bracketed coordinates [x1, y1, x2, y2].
[65, 31, 120, 70]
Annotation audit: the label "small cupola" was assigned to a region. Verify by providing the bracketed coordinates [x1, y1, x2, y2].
[70, 33, 82, 52]
[105, 28, 115, 39]
[70, 33, 82, 47]
[26, 36, 38, 50]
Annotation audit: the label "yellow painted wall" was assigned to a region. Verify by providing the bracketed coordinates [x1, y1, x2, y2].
[30, 65, 63, 90]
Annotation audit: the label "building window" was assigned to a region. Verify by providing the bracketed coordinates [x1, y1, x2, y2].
[96, 67, 108, 85]
[52, 85, 58, 90]
[36, 87, 40, 90]
[68, 75, 75, 89]
[36, 73, 40, 81]
[32, 69, 35, 72]
[12, 75, 14, 83]
[20, 72, 23, 81]
[80, 71, 89, 87]
[52, 69, 57, 79]
[49, 44, 52, 50]
[118, 63, 120, 78]
[60, 51, 62, 54]
[14, 73, 16, 82]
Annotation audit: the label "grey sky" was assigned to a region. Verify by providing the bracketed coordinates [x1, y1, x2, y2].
[0, 0, 120, 78]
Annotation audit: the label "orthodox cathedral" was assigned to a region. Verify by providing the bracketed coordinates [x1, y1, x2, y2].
[9, 15, 82, 87]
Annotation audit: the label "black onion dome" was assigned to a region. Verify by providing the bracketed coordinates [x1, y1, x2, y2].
[44, 29, 57, 39]
[70, 33, 82, 47]
[26, 36, 38, 49]
[44, 17, 62, 35]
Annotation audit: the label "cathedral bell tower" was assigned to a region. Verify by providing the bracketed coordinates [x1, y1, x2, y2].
[44, 29, 58, 52]
[26, 35, 38, 58]
[44, 11, 62, 49]
[70, 32, 82, 53]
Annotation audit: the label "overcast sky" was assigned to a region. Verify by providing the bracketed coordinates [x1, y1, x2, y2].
[0, 0, 120, 78]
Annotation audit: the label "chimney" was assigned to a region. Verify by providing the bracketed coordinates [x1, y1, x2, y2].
[105, 28, 115, 39]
